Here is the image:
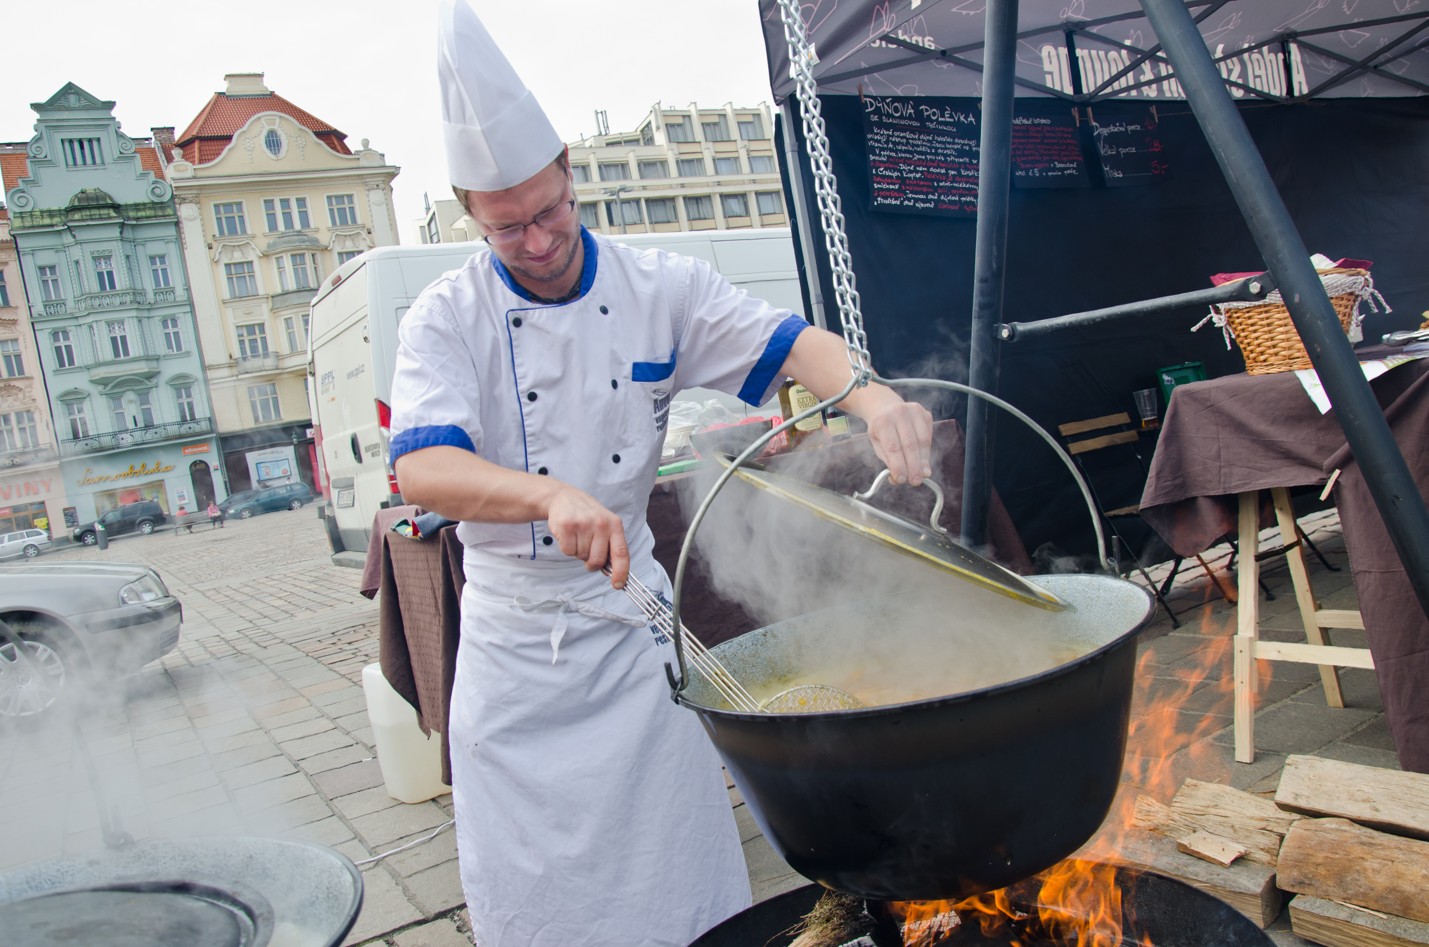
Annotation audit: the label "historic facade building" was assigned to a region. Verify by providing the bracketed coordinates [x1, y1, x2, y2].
[168, 73, 399, 493]
[0, 208, 65, 534]
[2, 83, 223, 526]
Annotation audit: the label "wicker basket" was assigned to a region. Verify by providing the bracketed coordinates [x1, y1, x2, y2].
[1214, 268, 1372, 375]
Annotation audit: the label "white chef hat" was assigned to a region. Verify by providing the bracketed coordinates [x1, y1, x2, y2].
[437, 0, 563, 192]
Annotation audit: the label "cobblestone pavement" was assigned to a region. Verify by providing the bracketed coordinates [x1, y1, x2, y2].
[0, 504, 1393, 945]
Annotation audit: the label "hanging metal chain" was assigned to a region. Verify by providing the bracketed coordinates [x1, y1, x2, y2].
[776, 0, 872, 383]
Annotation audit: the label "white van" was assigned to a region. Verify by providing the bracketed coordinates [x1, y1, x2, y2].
[307, 228, 806, 559]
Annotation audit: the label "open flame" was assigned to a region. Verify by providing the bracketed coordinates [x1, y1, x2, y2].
[884, 599, 1254, 946]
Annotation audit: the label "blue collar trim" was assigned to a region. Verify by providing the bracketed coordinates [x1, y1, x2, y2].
[491, 227, 598, 305]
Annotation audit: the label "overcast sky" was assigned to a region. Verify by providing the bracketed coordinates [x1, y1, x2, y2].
[1, 0, 782, 243]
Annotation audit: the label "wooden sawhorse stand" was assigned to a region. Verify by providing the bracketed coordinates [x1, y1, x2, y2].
[1233, 487, 1373, 763]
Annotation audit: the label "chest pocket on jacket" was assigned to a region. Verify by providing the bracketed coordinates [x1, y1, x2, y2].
[629, 351, 676, 437]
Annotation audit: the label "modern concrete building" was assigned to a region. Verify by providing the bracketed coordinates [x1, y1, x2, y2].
[0, 208, 66, 535]
[168, 73, 399, 494]
[418, 193, 472, 245]
[568, 102, 787, 236]
[2, 82, 224, 527]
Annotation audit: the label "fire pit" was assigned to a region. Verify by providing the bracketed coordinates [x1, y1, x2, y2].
[0, 836, 363, 947]
[689, 864, 1274, 946]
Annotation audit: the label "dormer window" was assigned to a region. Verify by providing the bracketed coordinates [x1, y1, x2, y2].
[62, 138, 104, 167]
[263, 128, 285, 158]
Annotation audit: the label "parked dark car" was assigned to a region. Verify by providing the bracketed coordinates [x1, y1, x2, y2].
[0, 561, 182, 717]
[220, 482, 315, 519]
[71, 500, 169, 546]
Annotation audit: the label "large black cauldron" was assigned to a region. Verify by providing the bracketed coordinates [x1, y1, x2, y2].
[678, 574, 1153, 902]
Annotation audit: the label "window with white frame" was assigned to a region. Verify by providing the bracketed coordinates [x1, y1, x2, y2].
[757, 191, 784, 216]
[701, 115, 732, 141]
[738, 115, 766, 140]
[646, 198, 678, 225]
[337, 249, 362, 265]
[51, 329, 76, 369]
[148, 254, 171, 289]
[263, 196, 311, 232]
[640, 125, 655, 146]
[107, 320, 131, 359]
[597, 162, 631, 181]
[638, 160, 669, 179]
[236, 323, 269, 359]
[65, 401, 91, 439]
[162, 317, 184, 353]
[276, 252, 320, 292]
[606, 201, 643, 226]
[174, 385, 197, 423]
[0, 340, 23, 377]
[424, 216, 441, 244]
[248, 383, 282, 423]
[214, 202, 247, 236]
[676, 157, 706, 177]
[135, 389, 156, 427]
[571, 164, 592, 184]
[284, 314, 309, 352]
[578, 203, 600, 229]
[263, 128, 285, 158]
[62, 138, 103, 167]
[664, 116, 694, 142]
[38, 265, 62, 302]
[224, 261, 258, 298]
[721, 194, 750, 218]
[93, 254, 117, 292]
[109, 394, 128, 430]
[326, 194, 359, 227]
[0, 271, 9, 308]
[714, 157, 741, 175]
[749, 155, 776, 173]
[684, 195, 714, 221]
[0, 411, 38, 452]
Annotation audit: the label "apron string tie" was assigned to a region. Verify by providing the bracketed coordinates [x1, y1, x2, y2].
[512, 591, 647, 663]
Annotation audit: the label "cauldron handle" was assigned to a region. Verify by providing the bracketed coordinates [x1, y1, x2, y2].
[852, 470, 950, 536]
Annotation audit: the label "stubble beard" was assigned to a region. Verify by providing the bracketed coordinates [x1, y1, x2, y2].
[504, 236, 582, 297]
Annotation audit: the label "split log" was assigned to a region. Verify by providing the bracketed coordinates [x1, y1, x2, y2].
[1175, 830, 1248, 867]
[1275, 755, 1429, 841]
[1290, 895, 1429, 947]
[1131, 780, 1296, 867]
[1277, 818, 1429, 924]
[1113, 829, 1281, 928]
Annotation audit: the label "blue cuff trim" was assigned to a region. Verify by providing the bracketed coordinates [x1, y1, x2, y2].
[737, 315, 809, 405]
[390, 425, 476, 465]
[632, 350, 677, 382]
[492, 228, 598, 304]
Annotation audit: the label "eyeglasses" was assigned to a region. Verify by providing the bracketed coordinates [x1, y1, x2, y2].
[481, 199, 578, 248]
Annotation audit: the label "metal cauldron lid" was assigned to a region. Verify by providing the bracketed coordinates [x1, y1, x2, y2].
[0, 836, 363, 947]
[717, 456, 1066, 611]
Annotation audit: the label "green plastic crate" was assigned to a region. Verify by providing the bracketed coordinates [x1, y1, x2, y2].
[1156, 361, 1207, 406]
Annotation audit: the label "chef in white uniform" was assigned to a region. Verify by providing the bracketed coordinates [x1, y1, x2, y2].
[389, 3, 934, 944]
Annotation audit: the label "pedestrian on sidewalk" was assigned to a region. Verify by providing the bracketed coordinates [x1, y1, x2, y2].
[388, 4, 934, 945]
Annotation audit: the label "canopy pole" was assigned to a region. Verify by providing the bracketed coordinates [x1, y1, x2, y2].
[1143, 0, 1429, 618]
[961, 0, 1019, 547]
[779, 106, 829, 330]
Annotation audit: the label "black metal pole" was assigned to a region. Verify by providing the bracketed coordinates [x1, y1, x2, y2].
[1142, 0, 1429, 617]
[961, 0, 1019, 547]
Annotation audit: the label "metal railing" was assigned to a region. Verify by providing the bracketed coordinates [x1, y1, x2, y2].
[60, 417, 213, 455]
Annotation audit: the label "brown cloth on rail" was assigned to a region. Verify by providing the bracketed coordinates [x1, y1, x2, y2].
[365, 419, 1032, 782]
[1140, 355, 1429, 772]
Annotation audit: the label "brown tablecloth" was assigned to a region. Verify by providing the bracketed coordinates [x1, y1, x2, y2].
[1140, 357, 1429, 772]
[361, 419, 1033, 780]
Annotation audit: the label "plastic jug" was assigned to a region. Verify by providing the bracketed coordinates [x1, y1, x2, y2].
[361, 663, 450, 804]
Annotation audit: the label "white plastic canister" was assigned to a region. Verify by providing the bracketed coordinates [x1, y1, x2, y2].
[361, 663, 450, 804]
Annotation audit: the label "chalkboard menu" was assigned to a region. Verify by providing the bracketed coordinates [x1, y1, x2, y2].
[862, 94, 1165, 217]
[1089, 102, 1168, 187]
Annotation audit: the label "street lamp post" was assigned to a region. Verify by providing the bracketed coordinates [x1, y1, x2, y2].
[603, 184, 632, 235]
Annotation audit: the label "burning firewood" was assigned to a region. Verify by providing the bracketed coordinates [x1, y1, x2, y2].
[786, 891, 873, 946]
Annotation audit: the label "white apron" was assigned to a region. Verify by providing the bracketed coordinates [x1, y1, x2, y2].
[449, 535, 750, 947]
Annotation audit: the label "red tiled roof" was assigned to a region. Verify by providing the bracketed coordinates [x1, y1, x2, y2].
[137, 145, 166, 180]
[1, 152, 30, 194]
[176, 91, 351, 164]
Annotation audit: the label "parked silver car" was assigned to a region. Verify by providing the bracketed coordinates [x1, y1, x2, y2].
[0, 528, 52, 560]
[0, 561, 182, 717]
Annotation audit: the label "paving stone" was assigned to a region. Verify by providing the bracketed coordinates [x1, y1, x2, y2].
[282, 730, 356, 761]
[332, 784, 402, 820]
[341, 865, 424, 946]
[351, 802, 452, 849]
[283, 815, 357, 848]
[391, 917, 473, 947]
[222, 754, 298, 789]
[405, 860, 467, 916]
[385, 826, 460, 878]
[254, 792, 334, 831]
[234, 772, 318, 813]
[313, 759, 387, 799]
[269, 716, 336, 743]
[211, 739, 284, 771]
[254, 706, 322, 730]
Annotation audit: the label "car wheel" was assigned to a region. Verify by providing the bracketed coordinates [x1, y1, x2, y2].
[239, 509, 255, 519]
[22, 544, 39, 559]
[287, 499, 303, 511]
[0, 627, 69, 718]
[138, 520, 155, 535]
[80, 532, 98, 546]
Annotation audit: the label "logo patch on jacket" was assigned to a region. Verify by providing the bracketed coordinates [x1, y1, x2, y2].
[652, 390, 671, 435]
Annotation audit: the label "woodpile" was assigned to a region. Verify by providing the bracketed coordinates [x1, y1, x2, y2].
[1121, 754, 1429, 945]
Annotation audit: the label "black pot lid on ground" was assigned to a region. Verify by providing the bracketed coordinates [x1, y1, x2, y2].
[0, 836, 363, 947]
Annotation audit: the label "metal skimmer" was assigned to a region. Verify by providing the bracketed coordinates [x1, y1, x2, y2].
[619, 573, 862, 714]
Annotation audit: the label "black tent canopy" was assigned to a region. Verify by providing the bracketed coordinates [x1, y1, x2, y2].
[755, 0, 1429, 613]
